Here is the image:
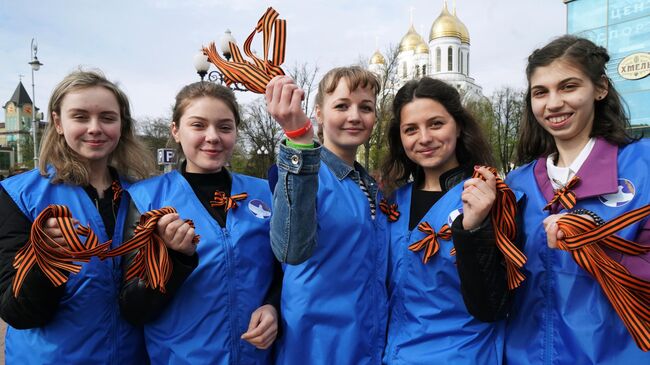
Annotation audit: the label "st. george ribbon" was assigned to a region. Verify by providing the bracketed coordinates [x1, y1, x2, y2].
[202, 7, 286, 93]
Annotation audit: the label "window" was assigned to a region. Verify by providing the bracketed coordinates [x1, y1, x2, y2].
[402, 62, 407, 78]
[448, 46, 453, 71]
[422, 65, 427, 75]
[436, 48, 441, 72]
[415, 65, 420, 77]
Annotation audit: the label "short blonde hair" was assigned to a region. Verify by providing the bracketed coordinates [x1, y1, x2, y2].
[314, 66, 380, 142]
[39, 69, 155, 184]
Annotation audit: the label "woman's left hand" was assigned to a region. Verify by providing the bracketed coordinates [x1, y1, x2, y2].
[241, 304, 278, 350]
[461, 166, 497, 230]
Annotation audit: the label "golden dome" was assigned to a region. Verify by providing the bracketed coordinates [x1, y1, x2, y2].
[399, 25, 425, 52]
[429, 3, 463, 41]
[454, 9, 470, 44]
[370, 49, 386, 65]
[415, 41, 429, 54]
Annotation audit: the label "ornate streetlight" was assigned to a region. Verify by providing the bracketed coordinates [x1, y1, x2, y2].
[28, 38, 43, 166]
[193, 30, 248, 92]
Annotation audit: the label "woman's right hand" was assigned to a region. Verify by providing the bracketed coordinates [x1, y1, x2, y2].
[265, 75, 313, 144]
[156, 213, 197, 256]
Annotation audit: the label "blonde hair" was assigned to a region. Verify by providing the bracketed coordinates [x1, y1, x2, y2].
[39, 69, 155, 184]
[314, 66, 380, 142]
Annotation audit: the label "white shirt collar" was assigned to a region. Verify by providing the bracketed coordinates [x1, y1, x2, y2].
[547, 137, 596, 189]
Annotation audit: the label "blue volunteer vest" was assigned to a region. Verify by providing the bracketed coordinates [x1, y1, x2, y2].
[1, 168, 147, 365]
[384, 181, 505, 364]
[127, 170, 274, 365]
[275, 163, 389, 365]
[505, 140, 650, 364]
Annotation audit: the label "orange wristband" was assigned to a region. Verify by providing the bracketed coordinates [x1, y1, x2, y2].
[284, 120, 313, 139]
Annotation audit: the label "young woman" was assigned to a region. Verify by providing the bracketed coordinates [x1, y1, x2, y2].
[381, 77, 519, 364]
[121, 82, 280, 364]
[0, 70, 155, 363]
[505, 35, 650, 364]
[265, 67, 389, 364]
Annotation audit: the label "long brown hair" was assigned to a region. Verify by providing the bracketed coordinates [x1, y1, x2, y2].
[516, 35, 633, 165]
[39, 69, 155, 184]
[381, 77, 494, 192]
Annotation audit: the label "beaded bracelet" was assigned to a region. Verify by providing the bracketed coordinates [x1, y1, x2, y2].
[571, 208, 605, 226]
[284, 120, 313, 139]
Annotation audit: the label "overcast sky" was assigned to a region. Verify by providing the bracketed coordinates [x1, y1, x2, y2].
[0, 0, 566, 120]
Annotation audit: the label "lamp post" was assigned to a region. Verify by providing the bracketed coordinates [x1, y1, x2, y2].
[28, 38, 43, 166]
[193, 30, 248, 92]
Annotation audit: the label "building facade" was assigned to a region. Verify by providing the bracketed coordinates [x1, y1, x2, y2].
[565, 0, 650, 127]
[369, 1, 483, 101]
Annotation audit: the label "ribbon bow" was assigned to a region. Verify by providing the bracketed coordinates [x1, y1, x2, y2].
[101, 207, 199, 293]
[210, 191, 248, 212]
[12, 205, 110, 297]
[379, 198, 400, 222]
[202, 7, 286, 93]
[111, 180, 123, 203]
[544, 175, 580, 212]
[556, 204, 650, 351]
[473, 166, 527, 289]
[409, 222, 452, 264]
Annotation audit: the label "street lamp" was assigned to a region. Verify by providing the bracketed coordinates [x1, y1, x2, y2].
[28, 38, 43, 166]
[193, 30, 248, 92]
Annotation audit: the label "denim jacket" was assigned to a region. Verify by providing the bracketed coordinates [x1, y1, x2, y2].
[270, 141, 379, 264]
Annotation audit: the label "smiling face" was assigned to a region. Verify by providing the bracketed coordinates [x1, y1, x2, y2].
[316, 78, 376, 162]
[400, 97, 460, 181]
[172, 96, 237, 173]
[529, 58, 608, 147]
[52, 86, 122, 170]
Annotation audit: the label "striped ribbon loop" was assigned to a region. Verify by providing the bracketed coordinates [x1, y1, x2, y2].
[111, 180, 123, 203]
[202, 7, 286, 93]
[100, 207, 200, 293]
[556, 204, 650, 351]
[379, 198, 400, 222]
[409, 222, 452, 264]
[12, 205, 110, 298]
[544, 175, 580, 212]
[473, 166, 527, 289]
[210, 191, 248, 212]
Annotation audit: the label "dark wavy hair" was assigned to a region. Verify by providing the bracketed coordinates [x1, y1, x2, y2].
[381, 77, 495, 192]
[516, 35, 633, 164]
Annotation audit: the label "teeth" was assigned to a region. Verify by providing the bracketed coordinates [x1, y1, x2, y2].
[548, 115, 569, 124]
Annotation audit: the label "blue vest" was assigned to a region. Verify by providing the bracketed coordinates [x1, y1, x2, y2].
[127, 170, 274, 365]
[384, 181, 505, 364]
[505, 141, 650, 364]
[275, 163, 389, 365]
[1, 168, 147, 365]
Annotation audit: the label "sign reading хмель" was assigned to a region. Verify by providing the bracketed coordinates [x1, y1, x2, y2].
[618, 52, 650, 80]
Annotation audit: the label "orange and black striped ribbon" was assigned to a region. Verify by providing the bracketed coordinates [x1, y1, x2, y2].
[544, 175, 580, 212]
[202, 7, 286, 93]
[473, 166, 527, 289]
[556, 204, 650, 351]
[111, 180, 123, 203]
[409, 222, 452, 264]
[379, 198, 400, 222]
[210, 191, 248, 212]
[12, 205, 109, 297]
[100, 207, 200, 293]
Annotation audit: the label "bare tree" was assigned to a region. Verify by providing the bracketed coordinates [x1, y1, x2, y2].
[490, 87, 524, 173]
[287, 61, 320, 119]
[138, 116, 172, 152]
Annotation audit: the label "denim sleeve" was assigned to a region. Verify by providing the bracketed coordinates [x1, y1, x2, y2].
[270, 142, 321, 264]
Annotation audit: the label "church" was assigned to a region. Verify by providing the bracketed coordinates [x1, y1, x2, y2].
[369, 1, 483, 100]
